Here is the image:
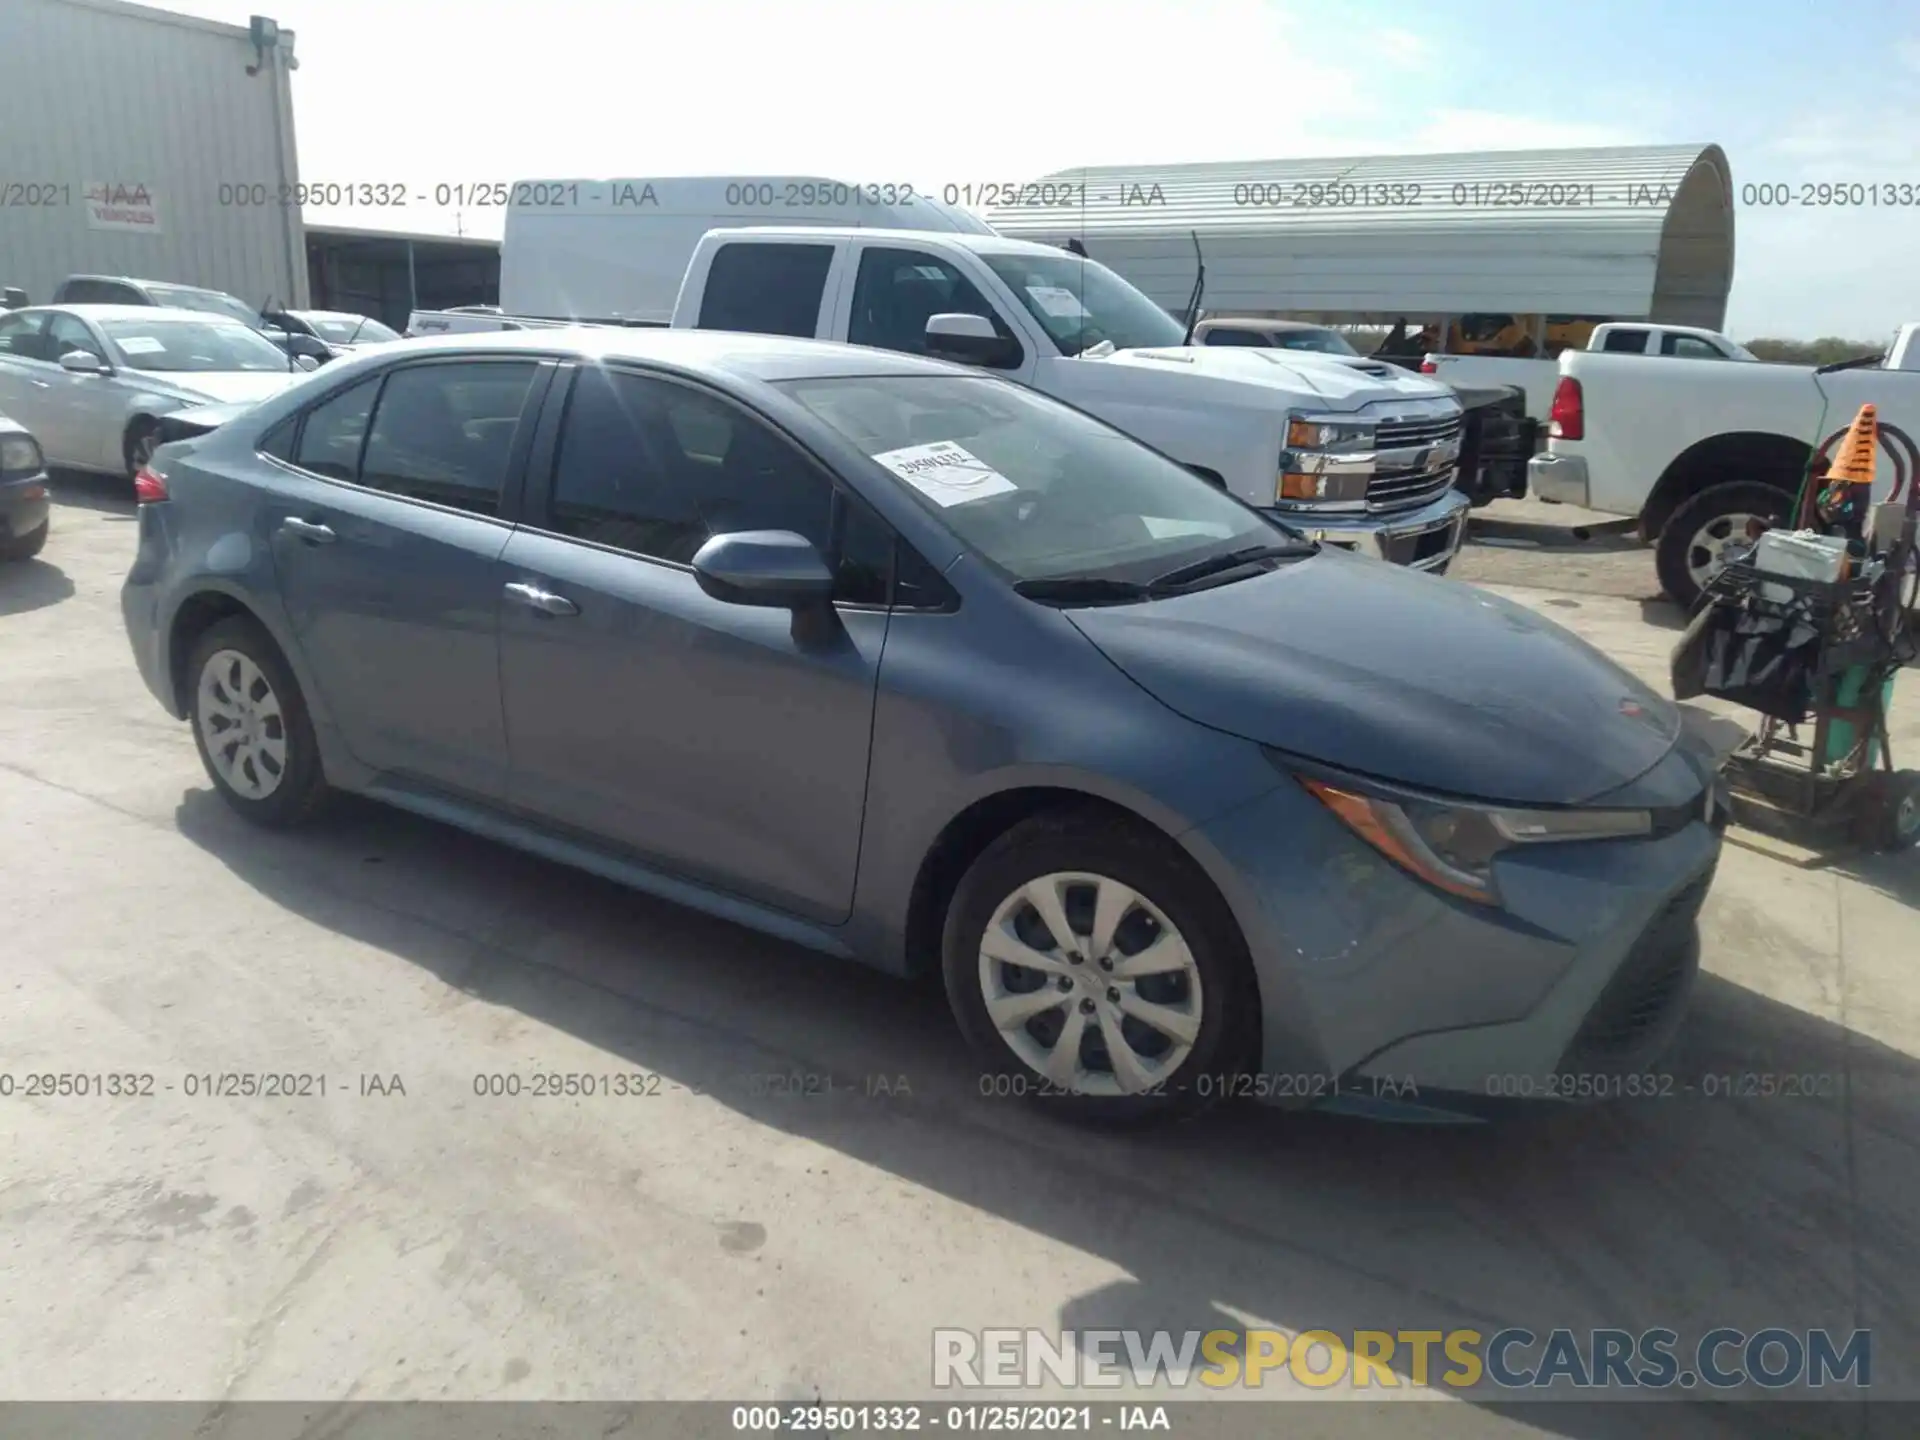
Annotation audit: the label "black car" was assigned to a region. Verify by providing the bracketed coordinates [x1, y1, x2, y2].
[0, 410, 50, 561]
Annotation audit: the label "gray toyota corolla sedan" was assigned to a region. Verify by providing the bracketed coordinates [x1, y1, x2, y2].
[121, 328, 1725, 1124]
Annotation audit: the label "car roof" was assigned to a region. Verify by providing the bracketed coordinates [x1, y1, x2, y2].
[376, 325, 982, 382]
[27, 304, 256, 324]
[700, 225, 1077, 261]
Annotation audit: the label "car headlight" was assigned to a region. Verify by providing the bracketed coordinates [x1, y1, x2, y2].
[1286, 417, 1373, 450]
[1278, 413, 1375, 505]
[1300, 776, 1652, 906]
[0, 432, 45, 478]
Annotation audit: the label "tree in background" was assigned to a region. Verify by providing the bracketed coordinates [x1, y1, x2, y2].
[1742, 337, 1885, 365]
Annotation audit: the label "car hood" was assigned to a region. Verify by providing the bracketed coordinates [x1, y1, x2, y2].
[1067, 549, 1681, 805]
[124, 370, 302, 406]
[1093, 345, 1458, 407]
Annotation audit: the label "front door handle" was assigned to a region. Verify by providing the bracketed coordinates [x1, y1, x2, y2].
[279, 517, 337, 544]
[503, 581, 579, 617]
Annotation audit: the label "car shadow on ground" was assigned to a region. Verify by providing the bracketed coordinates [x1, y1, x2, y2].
[48, 467, 136, 517]
[0, 556, 75, 615]
[171, 789, 1910, 1435]
[1466, 515, 1644, 555]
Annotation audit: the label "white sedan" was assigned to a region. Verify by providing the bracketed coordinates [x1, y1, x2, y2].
[0, 304, 315, 478]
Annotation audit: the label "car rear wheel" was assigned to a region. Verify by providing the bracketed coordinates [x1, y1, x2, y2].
[1655, 481, 1793, 608]
[0, 519, 48, 561]
[187, 616, 330, 827]
[942, 811, 1256, 1124]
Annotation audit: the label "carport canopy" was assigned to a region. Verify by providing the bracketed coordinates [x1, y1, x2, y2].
[984, 144, 1733, 330]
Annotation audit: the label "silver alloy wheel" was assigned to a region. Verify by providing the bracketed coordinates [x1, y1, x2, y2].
[130, 427, 159, 473]
[978, 871, 1203, 1096]
[1685, 510, 1765, 593]
[196, 649, 289, 800]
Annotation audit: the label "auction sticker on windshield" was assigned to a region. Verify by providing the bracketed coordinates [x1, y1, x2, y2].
[116, 336, 166, 355]
[872, 441, 1018, 507]
[1026, 285, 1088, 321]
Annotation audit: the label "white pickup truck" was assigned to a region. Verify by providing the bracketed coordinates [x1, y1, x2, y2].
[668, 226, 1472, 571]
[1530, 322, 1920, 604]
[1423, 323, 1757, 425]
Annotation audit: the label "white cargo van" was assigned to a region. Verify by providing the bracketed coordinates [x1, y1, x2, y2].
[496, 177, 993, 325]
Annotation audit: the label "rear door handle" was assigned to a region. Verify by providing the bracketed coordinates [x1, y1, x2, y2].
[279, 517, 337, 544]
[503, 581, 579, 617]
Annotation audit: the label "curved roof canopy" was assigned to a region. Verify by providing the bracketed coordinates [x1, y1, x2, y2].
[984, 144, 1733, 329]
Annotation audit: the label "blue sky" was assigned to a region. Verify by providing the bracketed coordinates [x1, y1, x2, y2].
[164, 0, 1920, 339]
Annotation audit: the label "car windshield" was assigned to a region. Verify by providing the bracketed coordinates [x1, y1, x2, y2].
[100, 318, 292, 372]
[779, 373, 1300, 589]
[305, 313, 399, 343]
[144, 285, 263, 327]
[1273, 327, 1358, 355]
[979, 252, 1187, 356]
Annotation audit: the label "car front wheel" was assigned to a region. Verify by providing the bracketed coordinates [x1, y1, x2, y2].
[186, 616, 330, 827]
[942, 811, 1256, 1124]
[0, 519, 48, 561]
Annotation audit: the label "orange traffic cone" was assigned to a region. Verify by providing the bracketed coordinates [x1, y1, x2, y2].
[1827, 403, 1879, 488]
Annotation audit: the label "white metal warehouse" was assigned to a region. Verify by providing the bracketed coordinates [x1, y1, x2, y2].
[0, 0, 307, 309]
[984, 144, 1734, 331]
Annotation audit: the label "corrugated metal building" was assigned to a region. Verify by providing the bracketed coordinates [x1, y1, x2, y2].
[985, 145, 1734, 330]
[0, 0, 307, 308]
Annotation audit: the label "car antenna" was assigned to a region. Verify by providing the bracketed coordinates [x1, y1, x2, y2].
[1180, 231, 1205, 347]
[345, 314, 370, 346]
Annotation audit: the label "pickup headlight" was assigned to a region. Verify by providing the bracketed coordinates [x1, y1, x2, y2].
[0, 433, 45, 479]
[1278, 412, 1374, 506]
[1300, 776, 1652, 906]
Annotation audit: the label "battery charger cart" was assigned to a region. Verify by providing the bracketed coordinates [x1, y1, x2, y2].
[1686, 404, 1920, 852]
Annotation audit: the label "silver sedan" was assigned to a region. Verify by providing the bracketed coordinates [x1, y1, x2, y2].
[0, 304, 314, 478]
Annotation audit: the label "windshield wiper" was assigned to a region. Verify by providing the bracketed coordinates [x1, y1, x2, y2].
[1145, 542, 1316, 594]
[1011, 576, 1153, 605]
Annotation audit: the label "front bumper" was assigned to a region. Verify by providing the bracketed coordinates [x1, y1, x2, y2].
[0, 471, 51, 540]
[1529, 452, 1590, 507]
[1190, 759, 1723, 1122]
[1273, 486, 1470, 573]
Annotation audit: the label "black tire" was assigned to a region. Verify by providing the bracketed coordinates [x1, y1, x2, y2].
[0, 519, 48, 561]
[1851, 771, 1920, 852]
[942, 809, 1258, 1125]
[185, 615, 330, 827]
[1655, 481, 1793, 608]
[125, 419, 160, 480]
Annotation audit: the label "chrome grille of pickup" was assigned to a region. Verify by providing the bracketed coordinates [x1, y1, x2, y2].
[1367, 412, 1466, 514]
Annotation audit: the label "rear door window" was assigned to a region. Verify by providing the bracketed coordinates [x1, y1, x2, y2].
[292, 377, 380, 480]
[696, 243, 835, 338]
[1601, 328, 1650, 353]
[359, 361, 540, 515]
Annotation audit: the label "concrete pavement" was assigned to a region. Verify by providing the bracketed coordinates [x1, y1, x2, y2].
[0, 482, 1913, 1435]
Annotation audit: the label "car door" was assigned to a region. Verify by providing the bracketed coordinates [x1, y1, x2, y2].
[839, 244, 1034, 383]
[0, 311, 57, 441]
[35, 311, 123, 465]
[496, 363, 890, 924]
[266, 356, 553, 801]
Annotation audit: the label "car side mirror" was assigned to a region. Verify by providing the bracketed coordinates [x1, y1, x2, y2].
[58, 350, 106, 374]
[691, 530, 835, 609]
[924, 312, 1020, 368]
[1, 287, 28, 310]
[294, 354, 321, 371]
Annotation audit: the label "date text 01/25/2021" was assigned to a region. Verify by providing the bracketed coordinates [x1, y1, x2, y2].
[0, 1072, 405, 1098]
